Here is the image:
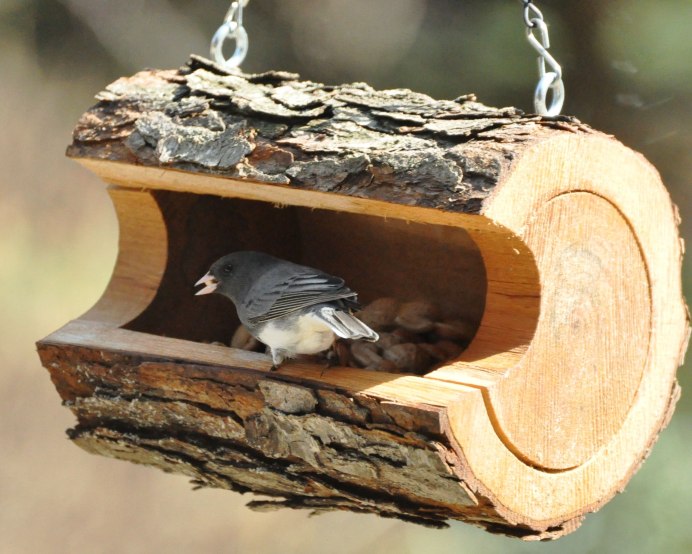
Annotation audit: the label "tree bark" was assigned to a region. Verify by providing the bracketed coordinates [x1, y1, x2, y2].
[40, 339, 496, 531]
[68, 55, 591, 213]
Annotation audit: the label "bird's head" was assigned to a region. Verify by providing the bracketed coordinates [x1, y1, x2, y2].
[195, 251, 276, 302]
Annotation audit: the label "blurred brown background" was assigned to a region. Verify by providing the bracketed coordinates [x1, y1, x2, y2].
[1, 1, 690, 552]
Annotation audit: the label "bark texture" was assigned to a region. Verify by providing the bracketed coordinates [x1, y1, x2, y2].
[68, 55, 593, 214]
[38, 342, 539, 535]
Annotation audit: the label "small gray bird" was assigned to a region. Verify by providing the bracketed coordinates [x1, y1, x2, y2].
[195, 251, 379, 368]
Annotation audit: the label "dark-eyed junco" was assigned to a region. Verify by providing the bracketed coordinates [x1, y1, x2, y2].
[195, 251, 379, 368]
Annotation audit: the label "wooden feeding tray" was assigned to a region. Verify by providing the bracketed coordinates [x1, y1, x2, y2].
[37, 56, 688, 539]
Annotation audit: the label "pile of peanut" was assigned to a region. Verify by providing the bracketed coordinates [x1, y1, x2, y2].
[230, 298, 474, 375]
[348, 298, 473, 374]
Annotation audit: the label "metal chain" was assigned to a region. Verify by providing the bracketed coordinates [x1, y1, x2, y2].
[210, 0, 250, 69]
[522, 0, 565, 116]
[210, 1, 563, 112]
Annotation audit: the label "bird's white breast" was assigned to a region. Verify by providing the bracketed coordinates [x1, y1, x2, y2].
[257, 314, 335, 356]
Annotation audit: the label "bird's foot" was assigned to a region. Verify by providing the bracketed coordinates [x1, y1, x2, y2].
[324, 349, 339, 368]
[319, 355, 335, 377]
[320, 341, 350, 376]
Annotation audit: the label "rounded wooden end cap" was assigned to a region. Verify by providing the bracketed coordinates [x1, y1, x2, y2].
[446, 132, 687, 525]
[493, 191, 651, 470]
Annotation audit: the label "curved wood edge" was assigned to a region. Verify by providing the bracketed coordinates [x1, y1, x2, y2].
[443, 132, 689, 525]
[81, 188, 168, 327]
[425, 227, 541, 386]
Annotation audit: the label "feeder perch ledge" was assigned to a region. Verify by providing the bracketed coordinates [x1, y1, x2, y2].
[37, 56, 688, 540]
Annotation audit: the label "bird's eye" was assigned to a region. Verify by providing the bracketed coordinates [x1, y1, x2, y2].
[222, 264, 233, 275]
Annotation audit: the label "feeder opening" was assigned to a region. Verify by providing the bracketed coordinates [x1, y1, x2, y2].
[124, 190, 488, 375]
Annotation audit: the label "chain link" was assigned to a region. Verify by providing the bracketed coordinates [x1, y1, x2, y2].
[523, 0, 544, 28]
[210, 0, 250, 69]
[522, 1, 565, 116]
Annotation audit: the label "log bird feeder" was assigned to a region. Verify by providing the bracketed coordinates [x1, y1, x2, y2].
[37, 57, 689, 539]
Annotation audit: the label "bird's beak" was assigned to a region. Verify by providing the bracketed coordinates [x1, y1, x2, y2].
[195, 272, 219, 295]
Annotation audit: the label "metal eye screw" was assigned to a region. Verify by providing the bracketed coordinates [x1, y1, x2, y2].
[211, 0, 250, 69]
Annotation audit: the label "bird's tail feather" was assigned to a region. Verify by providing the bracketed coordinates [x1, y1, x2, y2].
[315, 307, 379, 342]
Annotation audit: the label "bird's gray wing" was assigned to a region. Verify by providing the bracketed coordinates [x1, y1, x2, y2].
[243, 270, 358, 324]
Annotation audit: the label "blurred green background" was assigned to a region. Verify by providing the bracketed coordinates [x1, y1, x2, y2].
[1, 1, 690, 552]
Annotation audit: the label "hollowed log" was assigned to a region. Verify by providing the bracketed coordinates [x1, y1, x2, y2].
[37, 56, 688, 539]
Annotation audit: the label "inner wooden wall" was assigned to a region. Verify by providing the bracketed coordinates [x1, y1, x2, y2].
[298, 210, 486, 321]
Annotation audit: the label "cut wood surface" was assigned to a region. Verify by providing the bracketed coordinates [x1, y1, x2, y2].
[38, 56, 689, 540]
